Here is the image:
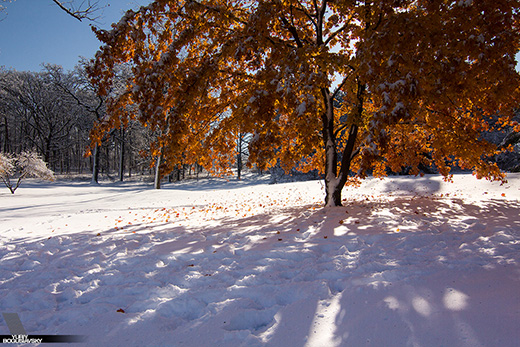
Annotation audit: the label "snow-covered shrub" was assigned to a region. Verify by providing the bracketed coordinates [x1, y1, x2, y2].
[0, 151, 55, 194]
[0, 153, 15, 181]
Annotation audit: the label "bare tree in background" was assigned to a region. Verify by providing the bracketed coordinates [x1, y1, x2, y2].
[51, 0, 105, 21]
[236, 132, 251, 181]
[1, 0, 106, 22]
[0, 70, 79, 169]
[45, 63, 106, 183]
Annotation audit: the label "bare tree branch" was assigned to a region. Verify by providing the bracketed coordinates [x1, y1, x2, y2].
[0, 0, 106, 22]
[51, 0, 105, 22]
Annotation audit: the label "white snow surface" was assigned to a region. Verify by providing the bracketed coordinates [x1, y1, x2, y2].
[1, 173, 520, 346]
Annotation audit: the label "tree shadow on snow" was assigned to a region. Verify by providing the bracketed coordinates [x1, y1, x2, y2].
[0, 196, 519, 346]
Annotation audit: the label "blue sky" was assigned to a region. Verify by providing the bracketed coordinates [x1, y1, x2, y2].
[1, 1, 519, 73]
[0, 0, 150, 72]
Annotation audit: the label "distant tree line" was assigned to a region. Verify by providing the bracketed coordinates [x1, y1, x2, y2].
[2, 61, 519, 190]
[0, 64, 251, 185]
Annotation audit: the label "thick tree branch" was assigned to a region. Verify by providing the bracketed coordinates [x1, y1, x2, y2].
[279, 14, 304, 48]
[334, 121, 350, 138]
[338, 81, 365, 186]
[332, 70, 354, 101]
[324, 20, 351, 46]
[315, 0, 328, 45]
[294, 0, 317, 30]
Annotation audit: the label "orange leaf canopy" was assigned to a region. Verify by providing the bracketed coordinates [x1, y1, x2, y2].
[89, 0, 520, 203]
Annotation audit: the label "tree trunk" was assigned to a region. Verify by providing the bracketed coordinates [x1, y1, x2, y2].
[237, 133, 242, 180]
[1, 116, 9, 152]
[321, 82, 364, 207]
[321, 88, 340, 206]
[91, 143, 100, 184]
[154, 151, 162, 189]
[128, 141, 132, 178]
[44, 136, 52, 168]
[324, 179, 343, 206]
[119, 127, 125, 181]
[103, 145, 109, 175]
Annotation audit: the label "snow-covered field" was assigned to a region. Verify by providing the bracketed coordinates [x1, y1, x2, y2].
[1, 173, 520, 346]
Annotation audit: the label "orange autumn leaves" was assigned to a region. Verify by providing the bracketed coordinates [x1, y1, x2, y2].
[88, 0, 520, 201]
[101, 193, 320, 234]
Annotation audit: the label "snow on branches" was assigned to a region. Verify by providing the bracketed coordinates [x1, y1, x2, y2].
[88, 0, 520, 206]
[0, 151, 55, 194]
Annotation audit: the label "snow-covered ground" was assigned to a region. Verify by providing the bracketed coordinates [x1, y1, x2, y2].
[1, 173, 520, 346]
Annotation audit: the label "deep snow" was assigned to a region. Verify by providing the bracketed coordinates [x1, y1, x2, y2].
[1, 173, 520, 346]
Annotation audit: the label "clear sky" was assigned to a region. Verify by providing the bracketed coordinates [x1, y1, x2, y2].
[0, 0, 150, 72]
[1, 1, 519, 73]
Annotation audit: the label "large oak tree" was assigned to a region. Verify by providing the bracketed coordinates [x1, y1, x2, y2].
[89, 0, 520, 206]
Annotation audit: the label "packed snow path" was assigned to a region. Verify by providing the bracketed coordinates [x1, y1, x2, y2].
[1, 174, 520, 346]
